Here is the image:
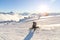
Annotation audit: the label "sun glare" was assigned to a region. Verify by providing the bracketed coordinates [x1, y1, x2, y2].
[38, 4, 50, 13]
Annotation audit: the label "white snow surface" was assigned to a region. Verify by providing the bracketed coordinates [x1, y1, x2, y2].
[0, 15, 60, 40]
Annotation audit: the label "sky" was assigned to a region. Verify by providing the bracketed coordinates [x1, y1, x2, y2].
[0, 0, 60, 13]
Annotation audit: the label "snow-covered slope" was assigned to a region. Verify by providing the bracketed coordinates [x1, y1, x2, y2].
[0, 15, 60, 40]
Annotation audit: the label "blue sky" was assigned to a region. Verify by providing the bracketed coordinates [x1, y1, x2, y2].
[0, 0, 60, 13]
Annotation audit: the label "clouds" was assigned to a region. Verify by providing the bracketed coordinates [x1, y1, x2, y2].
[0, 14, 24, 21]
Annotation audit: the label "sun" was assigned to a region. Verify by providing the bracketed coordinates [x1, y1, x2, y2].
[38, 4, 50, 13]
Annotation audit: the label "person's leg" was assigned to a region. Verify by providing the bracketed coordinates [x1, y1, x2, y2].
[34, 28, 36, 31]
[36, 27, 39, 28]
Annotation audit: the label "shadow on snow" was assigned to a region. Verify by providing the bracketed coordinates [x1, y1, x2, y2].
[24, 29, 34, 40]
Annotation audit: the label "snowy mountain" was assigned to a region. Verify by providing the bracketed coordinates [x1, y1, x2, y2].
[0, 12, 60, 24]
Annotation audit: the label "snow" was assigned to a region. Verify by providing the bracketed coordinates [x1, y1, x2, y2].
[0, 15, 60, 40]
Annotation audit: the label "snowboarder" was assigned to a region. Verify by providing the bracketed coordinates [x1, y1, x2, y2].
[30, 22, 39, 31]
